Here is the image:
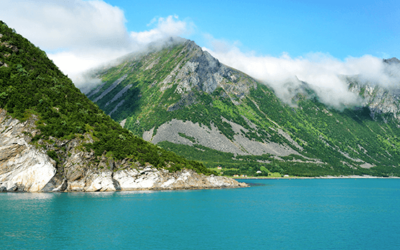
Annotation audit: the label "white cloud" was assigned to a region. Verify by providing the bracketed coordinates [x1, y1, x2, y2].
[0, 0, 129, 51]
[132, 15, 193, 44]
[1, 0, 398, 108]
[0, 0, 192, 90]
[203, 36, 400, 109]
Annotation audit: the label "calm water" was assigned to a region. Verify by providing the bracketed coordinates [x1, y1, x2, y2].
[1, 179, 400, 250]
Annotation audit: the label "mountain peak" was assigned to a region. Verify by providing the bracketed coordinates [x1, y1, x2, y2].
[383, 57, 400, 64]
[157, 39, 257, 96]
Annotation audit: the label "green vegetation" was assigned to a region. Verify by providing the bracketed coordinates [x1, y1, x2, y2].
[178, 132, 196, 143]
[158, 141, 343, 177]
[84, 28, 400, 177]
[0, 21, 214, 175]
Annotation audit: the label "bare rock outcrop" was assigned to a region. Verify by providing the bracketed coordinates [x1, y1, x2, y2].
[0, 108, 247, 192]
[145, 119, 299, 157]
[159, 40, 257, 102]
[114, 167, 246, 190]
[0, 109, 56, 192]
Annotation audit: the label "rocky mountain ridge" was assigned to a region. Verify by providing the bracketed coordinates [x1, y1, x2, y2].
[85, 38, 400, 177]
[383, 57, 400, 65]
[346, 59, 400, 121]
[159, 40, 257, 98]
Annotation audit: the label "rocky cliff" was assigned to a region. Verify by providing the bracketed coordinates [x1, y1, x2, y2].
[159, 40, 257, 100]
[347, 84, 400, 121]
[0, 109, 55, 192]
[0, 109, 247, 192]
[345, 58, 400, 121]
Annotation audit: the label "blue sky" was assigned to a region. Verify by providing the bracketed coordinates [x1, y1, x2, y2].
[105, 0, 400, 59]
[1, 0, 399, 108]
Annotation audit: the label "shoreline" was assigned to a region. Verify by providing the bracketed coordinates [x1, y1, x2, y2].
[234, 175, 400, 180]
[0, 185, 248, 194]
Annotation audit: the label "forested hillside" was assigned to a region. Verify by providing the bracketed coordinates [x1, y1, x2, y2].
[0, 21, 212, 175]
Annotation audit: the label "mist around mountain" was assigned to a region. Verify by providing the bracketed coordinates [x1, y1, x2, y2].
[83, 38, 400, 177]
[0, 21, 214, 179]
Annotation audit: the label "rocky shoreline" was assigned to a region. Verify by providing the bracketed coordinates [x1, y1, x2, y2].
[234, 175, 400, 180]
[0, 109, 247, 193]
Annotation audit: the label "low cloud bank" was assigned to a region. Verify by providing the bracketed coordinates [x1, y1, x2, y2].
[2, 0, 398, 108]
[0, 0, 193, 91]
[76, 36, 187, 94]
[204, 39, 400, 109]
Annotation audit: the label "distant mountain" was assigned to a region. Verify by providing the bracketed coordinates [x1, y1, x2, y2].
[0, 21, 244, 193]
[85, 39, 400, 177]
[344, 57, 400, 121]
[383, 57, 400, 65]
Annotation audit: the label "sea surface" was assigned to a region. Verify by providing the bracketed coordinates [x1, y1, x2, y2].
[1, 179, 400, 250]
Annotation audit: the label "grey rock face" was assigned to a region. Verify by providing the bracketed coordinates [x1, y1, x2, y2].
[114, 168, 248, 190]
[189, 49, 227, 93]
[160, 40, 257, 101]
[145, 119, 299, 156]
[0, 109, 246, 192]
[0, 109, 56, 192]
[347, 77, 400, 121]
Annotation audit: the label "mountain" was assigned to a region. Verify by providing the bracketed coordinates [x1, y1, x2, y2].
[0, 21, 245, 192]
[383, 57, 400, 65]
[85, 38, 400, 177]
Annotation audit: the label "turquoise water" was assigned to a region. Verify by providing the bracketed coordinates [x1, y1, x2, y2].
[1, 179, 400, 250]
